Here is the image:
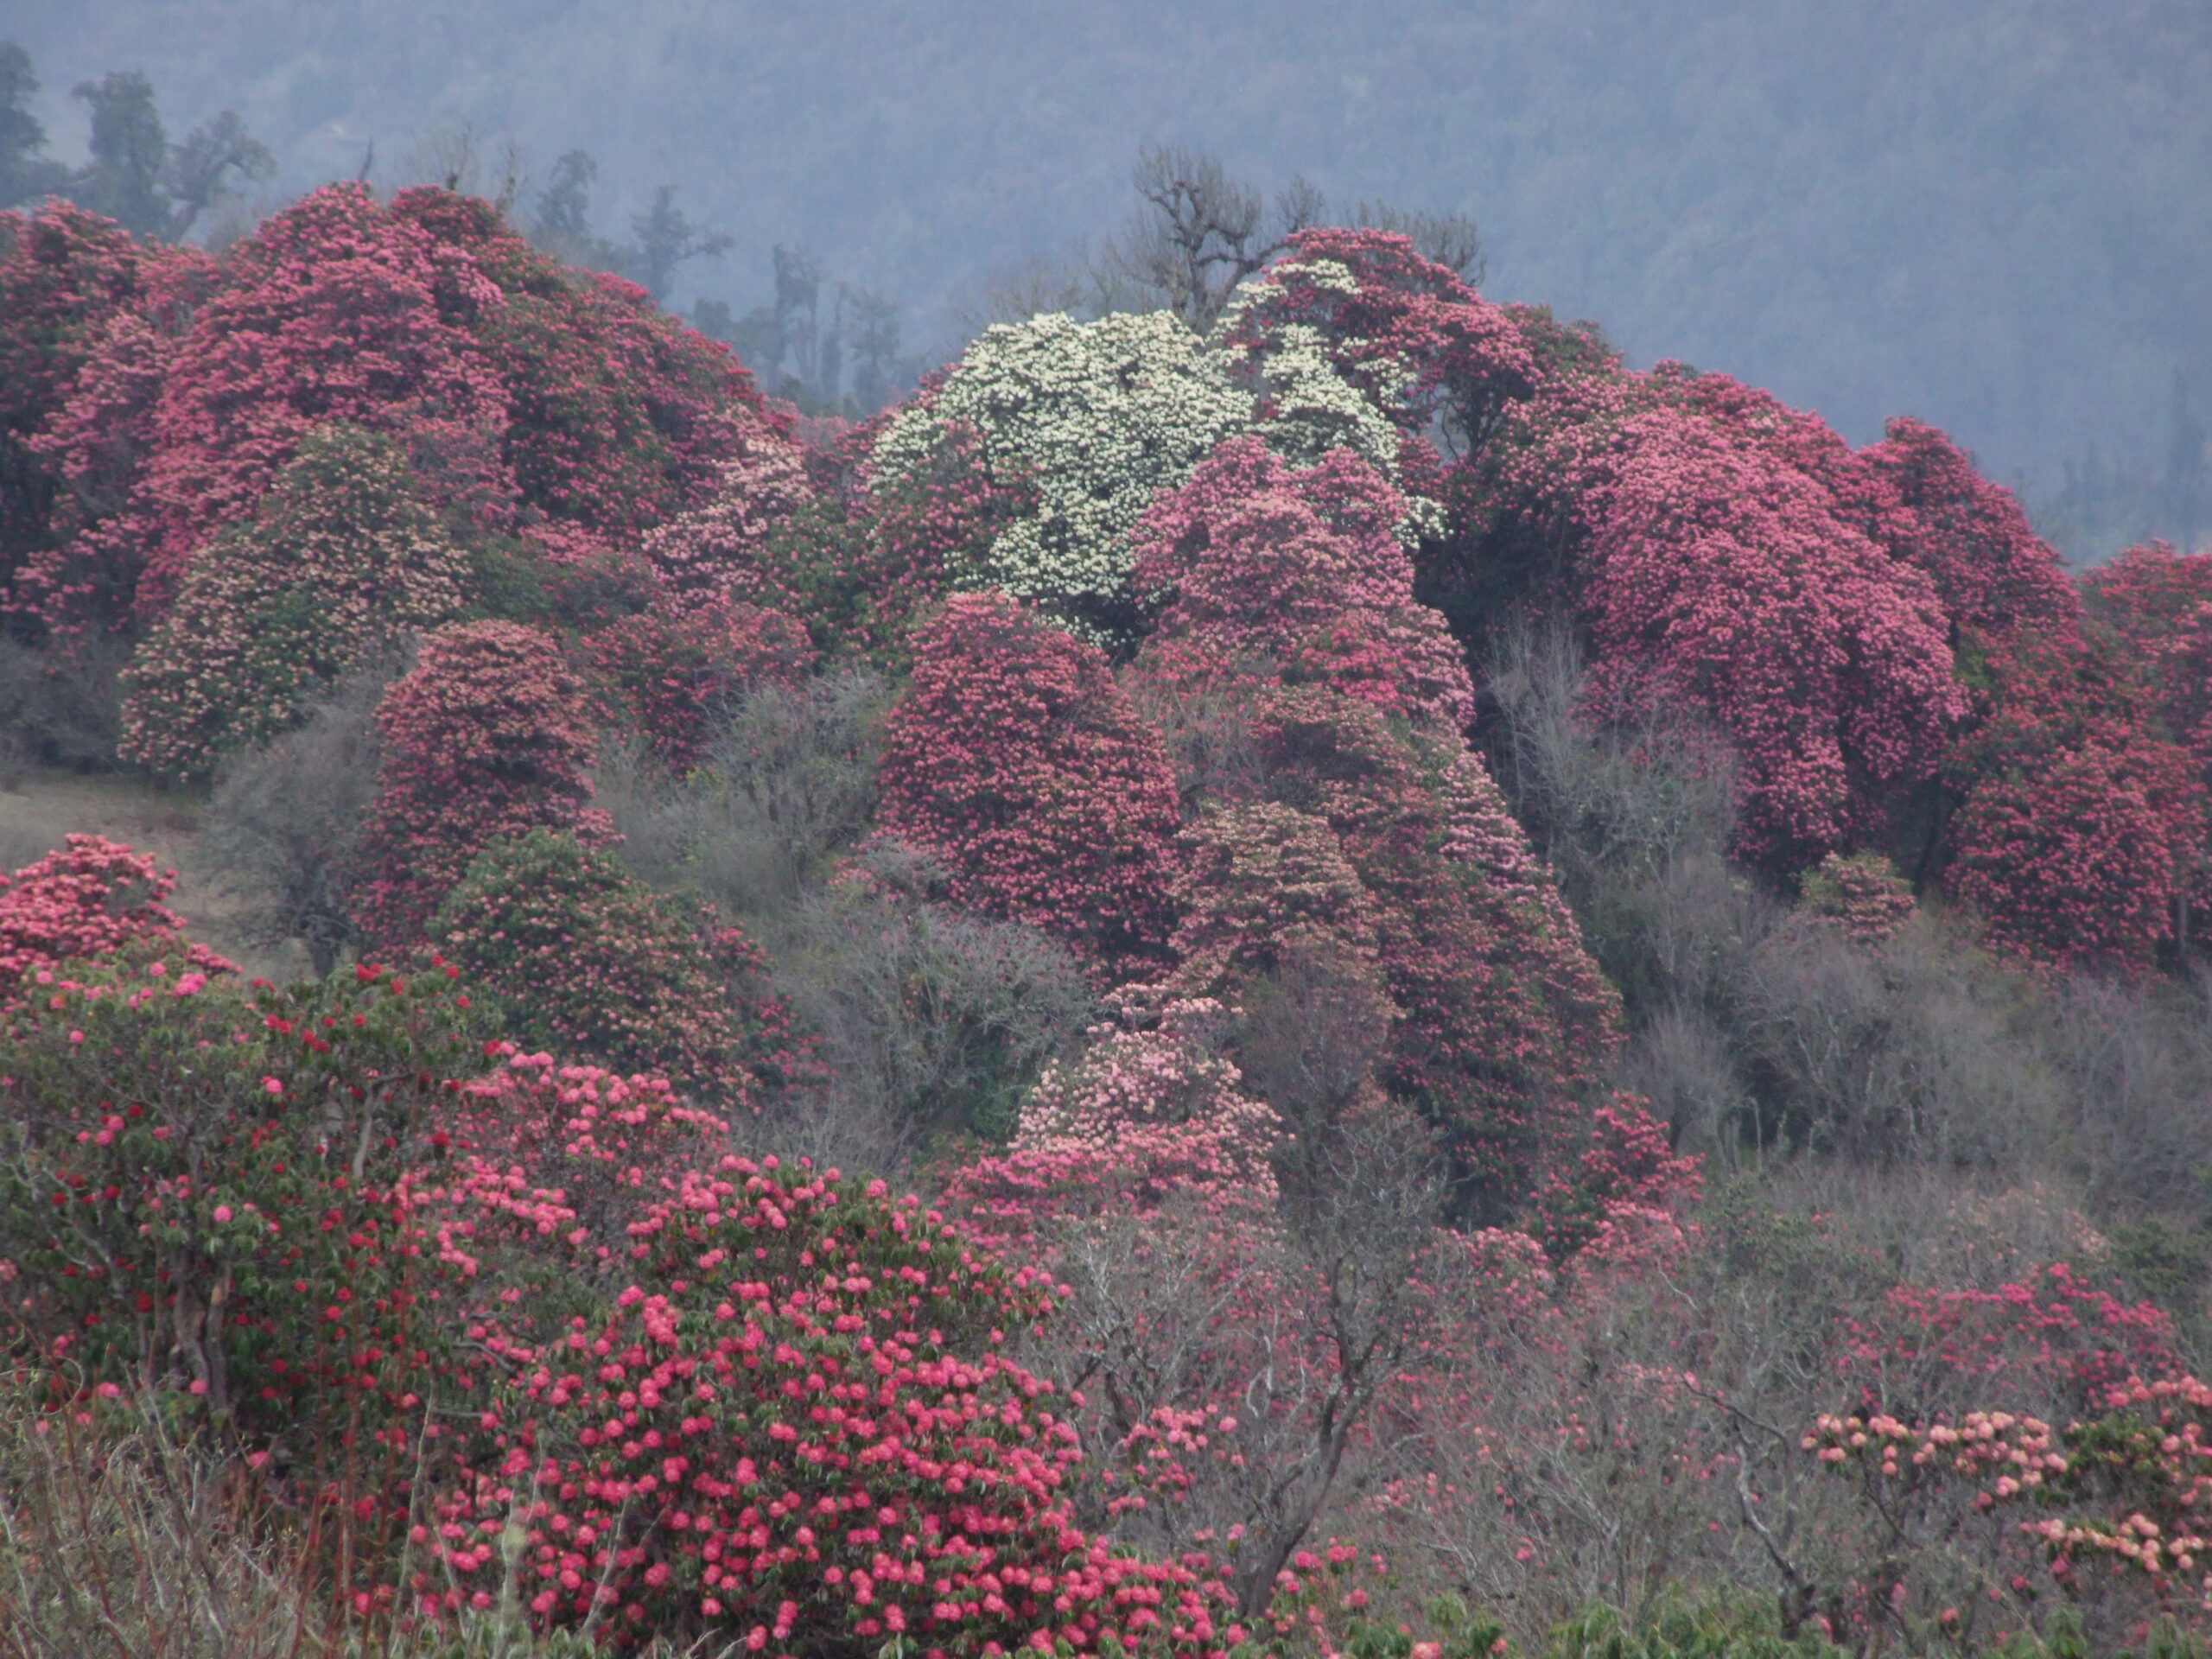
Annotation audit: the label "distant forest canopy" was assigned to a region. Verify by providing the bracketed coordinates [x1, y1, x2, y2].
[4, 2, 2209, 561]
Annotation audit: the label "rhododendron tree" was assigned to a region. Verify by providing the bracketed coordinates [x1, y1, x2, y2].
[1948, 743, 2197, 975]
[1168, 801, 1382, 998]
[353, 620, 601, 947]
[1940, 632, 2205, 973]
[943, 1001, 1465, 1619]
[1198, 687, 1617, 1197]
[0, 835, 232, 1001]
[586, 595, 814, 774]
[875, 590, 1183, 976]
[118, 423, 472, 779]
[1528, 1094, 1700, 1262]
[391, 188, 781, 547]
[1863, 415, 2082, 652]
[634, 425, 816, 604]
[1211, 228, 1537, 460]
[0, 957, 487, 1459]
[416, 1153, 1257, 1655]
[1572, 406, 1963, 868]
[2082, 542, 2212, 944]
[1131, 436, 1473, 734]
[26, 184, 512, 632]
[431, 829, 807, 1107]
[869, 311, 1251, 639]
[16, 184, 782, 641]
[0, 200, 207, 591]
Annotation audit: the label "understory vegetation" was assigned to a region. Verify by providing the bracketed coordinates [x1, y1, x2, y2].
[0, 162, 2209, 1659]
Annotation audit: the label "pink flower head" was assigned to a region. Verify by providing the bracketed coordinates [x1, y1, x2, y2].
[212, 1205, 233, 1223]
[262, 1077, 283, 1096]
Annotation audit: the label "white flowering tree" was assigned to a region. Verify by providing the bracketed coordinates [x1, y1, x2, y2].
[869, 310, 1252, 641]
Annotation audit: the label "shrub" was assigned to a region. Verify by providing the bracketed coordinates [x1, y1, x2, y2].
[0, 198, 207, 598]
[1211, 227, 1538, 458]
[418, 1156, 1252, 1654]
[875, 590, 1183, 977]
[0, 632, 128, 777]
[1796, 850, 1916, 943]
[597, 667, 887, 918]
[394, 187, 780, 545]
[0, 958, 486, 1464]
[430, 828, 803, 1109]
[0, 835, 233, 1001]
[1948, 743, 2196, 975]
[353, 620, 601, 948]
[633, 425, 816, 603]
[1862, 414, 2082, 651]
[773, 854, 1097, 1161]
[24, 184, 511, 632]
[119, 424, 472, 780]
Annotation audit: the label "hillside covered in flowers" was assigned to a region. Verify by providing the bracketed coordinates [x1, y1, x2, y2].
[2, 183, 2211, 1659]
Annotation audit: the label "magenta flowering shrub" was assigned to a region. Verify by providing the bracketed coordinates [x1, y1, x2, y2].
[635, 426, 817, 603]
[353, 620, 602, 948]
[14, 185, 779, 641]
[876, 590, 1184, 976]
[416, 1154, 1256, 1656]
[1226, 688, 1618, 1193]
[1529, 1093, 1702, 1262]
[586, 595, 816, 773]
[1130, 435, 1473, 734]
[0, 958, 491, 1464]
[0, 835, 234, 1001]
[1948, 744, 2197, 975]
[430, 829, 806, 1108]
[118, 423, 472, 779]
[1938, 634, 2206, 974]
[1575, 406, 1964, 869]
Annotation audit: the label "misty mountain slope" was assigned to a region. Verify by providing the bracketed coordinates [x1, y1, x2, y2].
[12, 0, 2212, 503]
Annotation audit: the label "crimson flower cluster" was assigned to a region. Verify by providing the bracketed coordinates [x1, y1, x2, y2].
[876, 590, 1184, 977]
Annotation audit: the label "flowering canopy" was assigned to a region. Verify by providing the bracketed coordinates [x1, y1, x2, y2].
[870, 311, 1251, 640]
[119, 423, 472, 779]
[353, 620, 601, 947]
[876, 590, 1183, 976]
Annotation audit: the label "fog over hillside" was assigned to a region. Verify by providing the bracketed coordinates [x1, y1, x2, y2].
[12, 1, 2212, 554]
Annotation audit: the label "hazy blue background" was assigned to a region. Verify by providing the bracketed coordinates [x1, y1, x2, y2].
[12, 1, 2210, 552]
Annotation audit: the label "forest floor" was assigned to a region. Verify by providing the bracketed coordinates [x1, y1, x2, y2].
[0, 765, 309, 981]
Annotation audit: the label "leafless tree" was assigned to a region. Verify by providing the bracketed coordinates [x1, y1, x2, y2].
[1098, 145, 1323, 332]
[194, 653, 400, 976]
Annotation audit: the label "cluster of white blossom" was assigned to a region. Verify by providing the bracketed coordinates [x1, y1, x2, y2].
[870, 311, 1252, 639]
